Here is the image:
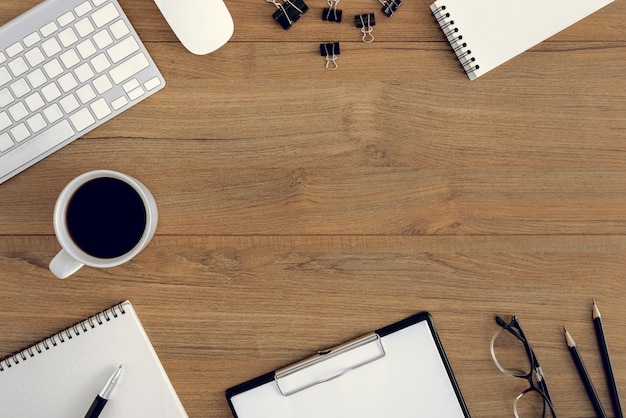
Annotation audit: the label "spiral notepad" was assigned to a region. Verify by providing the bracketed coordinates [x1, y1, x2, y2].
[430, 0, 615, 80]
[0, 301, 187, 417]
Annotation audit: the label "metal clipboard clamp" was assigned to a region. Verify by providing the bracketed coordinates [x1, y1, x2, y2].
[274, 333, 386, 396]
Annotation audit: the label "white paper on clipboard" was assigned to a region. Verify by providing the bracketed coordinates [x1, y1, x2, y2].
[226, 313, 470, 418]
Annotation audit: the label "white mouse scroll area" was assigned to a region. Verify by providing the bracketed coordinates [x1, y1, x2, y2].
[153, 0, 234, 55]
[229, 321, 467, 418]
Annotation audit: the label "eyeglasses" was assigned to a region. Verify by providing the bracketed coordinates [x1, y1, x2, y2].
[490, 316, 557, 418]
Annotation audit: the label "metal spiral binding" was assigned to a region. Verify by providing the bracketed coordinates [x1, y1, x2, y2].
[431, 5, 479, 76]
[0, 302, 126, 372]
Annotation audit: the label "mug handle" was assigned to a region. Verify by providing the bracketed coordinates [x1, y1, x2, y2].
[49, 249, 84, 279]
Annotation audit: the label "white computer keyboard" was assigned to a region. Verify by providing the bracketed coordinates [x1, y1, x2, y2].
[0, 0, 165, 184]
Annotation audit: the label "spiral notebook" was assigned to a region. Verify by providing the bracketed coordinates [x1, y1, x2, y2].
[226, 312, 470, 418]
[0, 301, 187, 417]
[430, 0, 615, 80]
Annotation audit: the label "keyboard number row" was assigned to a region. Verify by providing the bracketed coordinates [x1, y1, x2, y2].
[2, 0, 110, 60]
[4, 3, 126, 67]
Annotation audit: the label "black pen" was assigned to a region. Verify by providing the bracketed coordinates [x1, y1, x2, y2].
[85, 365, 123, 418]
[564, 328, 607, 418]
[593, 300, 623, 418]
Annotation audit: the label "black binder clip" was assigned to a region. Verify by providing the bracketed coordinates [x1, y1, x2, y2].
[322, 0, 342, 22]
[267, 0, 309, 30]
[377, 0, 401, 17]
[355, 13, 375, 43]
[320, 42, 340, 71]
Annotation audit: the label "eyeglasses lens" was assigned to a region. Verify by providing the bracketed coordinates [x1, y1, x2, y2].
[492, 328, 532, 377]
[515, 390, 556, 418]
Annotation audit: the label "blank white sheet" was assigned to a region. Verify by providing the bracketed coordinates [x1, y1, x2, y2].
[230, 320, 467, 418]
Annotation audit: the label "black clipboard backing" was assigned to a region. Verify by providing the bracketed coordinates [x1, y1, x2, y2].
[226, 312, 471, 417]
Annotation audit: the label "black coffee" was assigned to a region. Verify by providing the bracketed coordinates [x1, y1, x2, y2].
[66, 177, 147, 259]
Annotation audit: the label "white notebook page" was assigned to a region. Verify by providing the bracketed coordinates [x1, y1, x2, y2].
[0, 301, 187, 417]
[430, 0, 615, 80]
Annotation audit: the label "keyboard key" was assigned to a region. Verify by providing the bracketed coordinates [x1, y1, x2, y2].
[0, 120, 75, 176]
[90, 98, 111, 119]
[25, 92, 45, 112]
[122, 78, 139, 93]
[42, 38, 62, 57]
[40, 22, 59, 37]
[75, 18, 95, 37]
[0, 112, 11, 130]
[74, 63, 94, 83]
[41, 82, 62, 102]
[93, 30, 113, 49]
[109, 20, 129, 39]
[74, 1, 93, 17]
[144, 76, 161, 91]
[27, 114, 47, 132]
[10, 123, 30, 142]
[60, 49, 80, 68]
[91, 53, 111, 73]
[109, 52, 149, 84]
[43, 104, 63, 123]
[107, 36, 139, 63]
[59, 73, 81, 93]
[9, 102, 29, 121]
[111, 96, 128, 110]
[8, 58, 28, 78]
[77, 39, 97, 59]
[58, 73, 78, 92]
[25, 47, 46, 67]
[57, 11, 76, 27]
[128, 86, 144, 101]
[0, 52, 5, 64]
[93, 74, 112, 94]
[26, 68, 47, 89]
[60, 94, 79, 113]
[93, 0, 107, 6]
[0, 67, 11, 86]
[92, 4, 119, 28]
[0, 88, 14, 107]
[6, 42, 24, 58]
[23, 32, 42, 48]
[8, 57, 28, 77]
[76, 84, 96, 103]
[10, 79, 31, 98]
[58, 27, 79, 47]
[69, 108, 95, 131]
[0, 133, 13, 152]
[43, 59, 64, 78]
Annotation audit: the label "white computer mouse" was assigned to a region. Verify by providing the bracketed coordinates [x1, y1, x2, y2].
[153, 0, 234, 55]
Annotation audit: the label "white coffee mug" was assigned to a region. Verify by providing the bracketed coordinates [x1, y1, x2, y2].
[50, 170, 158, 279]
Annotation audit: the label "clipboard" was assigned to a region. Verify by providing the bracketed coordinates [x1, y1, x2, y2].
[226, 312, 471, 417]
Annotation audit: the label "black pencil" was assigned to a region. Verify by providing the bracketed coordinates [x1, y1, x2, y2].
[565, 327, 607, 418]
[593, 300, 623, 418]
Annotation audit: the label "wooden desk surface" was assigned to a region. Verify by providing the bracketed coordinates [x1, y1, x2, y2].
[1, 0, 626, 416]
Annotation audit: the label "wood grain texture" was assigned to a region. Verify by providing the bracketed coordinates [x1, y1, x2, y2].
[1, 0, 626, 417]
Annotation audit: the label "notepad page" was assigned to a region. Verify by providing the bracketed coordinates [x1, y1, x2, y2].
[0, 301, 187, 417]
[430, 0, 614, 80]
[229, 321, 465, 418]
